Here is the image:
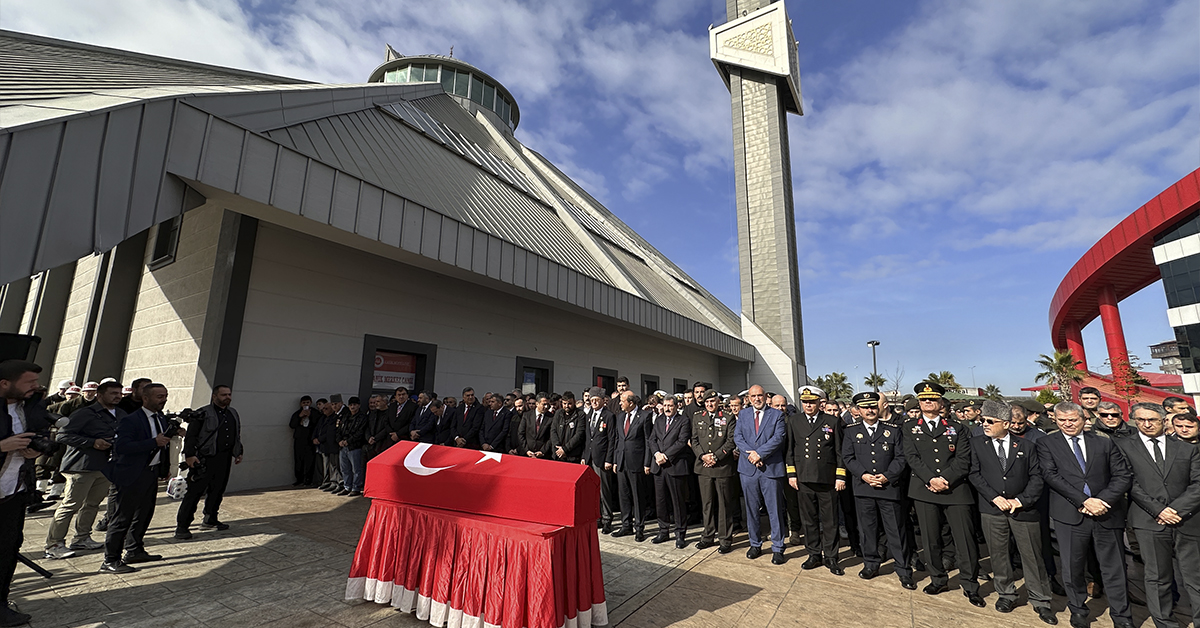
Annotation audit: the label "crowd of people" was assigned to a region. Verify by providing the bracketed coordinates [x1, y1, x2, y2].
[294, 377, 1200, 628]
[0, 359, 243, 628]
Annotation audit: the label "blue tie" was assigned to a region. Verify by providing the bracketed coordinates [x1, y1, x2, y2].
[1070, 436, 1091, 497]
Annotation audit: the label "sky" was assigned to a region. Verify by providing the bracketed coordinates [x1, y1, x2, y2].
[3, 0, 1197, 395]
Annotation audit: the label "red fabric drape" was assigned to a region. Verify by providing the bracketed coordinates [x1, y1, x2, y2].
[347, 500, 607, 628]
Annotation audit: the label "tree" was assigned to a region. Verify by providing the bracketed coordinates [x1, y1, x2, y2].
[815, 372, 853, 401]
[1035, 388, 1061, 405]
[1111, 355, 1141, 406]
[863, 373, 887, 391]
[982, 384, 1003, 401]
[926, 371, 962, 392]
[1034, 350, 1086, 401]
[884, 363, 906, 395]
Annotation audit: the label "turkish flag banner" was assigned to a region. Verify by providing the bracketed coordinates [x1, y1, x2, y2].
[365, 441, 600, 527]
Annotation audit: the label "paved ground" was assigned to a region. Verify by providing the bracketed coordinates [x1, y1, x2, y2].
[10, 486, 1182, 627]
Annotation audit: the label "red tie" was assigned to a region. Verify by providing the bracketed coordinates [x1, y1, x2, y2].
[624, 412, 632, 435]
[755, 410, 761, 434]
[536, 414, 543, 431]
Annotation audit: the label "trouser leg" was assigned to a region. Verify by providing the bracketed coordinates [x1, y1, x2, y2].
[105, 468, 156, 563]
[783, 480, 802, 534]
[878, 499, 913, 578]
[654, 473, 672, 534]
[715, 477, 733, 545]
[1135, 528, 1174, 628]
[1093, 524, 1131, 621]
[74, 473, 110, 543]
[814, 486, 839, 561]
[0, 496, 26, 604]
[202, 454, 232, 523]
[741, 474, 765, 549]
[1011, 517, 1052, 611]
[698, 475, 717, 542]
[667, 475, 687, 537]
[1172, 532, 1200, 628]
[761, 476, 785, 550]
[1059, 520, 1093, 618]
[339, 449, 353, 490]
[46, 471, 91, 547]
[796, 482, 822, 556]
[592, 464, 613, 525]
[856, 496, 882, 568]
[293, 441, 305, 483]
[946, 503, 980, 594]
[125, 472, 159, 554]
[839, 487, 860, 550]
[176, 468, 211, 529]
[915, 501, 948, 586]
[617, 471, 634, 531]
[980, 514, 1016, 601]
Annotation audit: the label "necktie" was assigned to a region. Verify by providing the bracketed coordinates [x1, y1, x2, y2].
[1151, 438, 1165, 472]
[867, 425, 875, 439]
[755, 410, 761, 434]
[1071, 436, 1091, 496]
[996, 440, 1007, 467]
[927, 420, 937, 434]
[665, 415, 672, 431]
[624, 412, 631, 435]
[536, 414, 543, 431]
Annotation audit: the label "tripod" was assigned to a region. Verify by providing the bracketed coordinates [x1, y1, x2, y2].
[16, 554, 51, 579]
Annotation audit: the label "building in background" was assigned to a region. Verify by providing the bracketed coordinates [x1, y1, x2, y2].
[1150, 340, 1183, 375]
[0, 30, 766, 491]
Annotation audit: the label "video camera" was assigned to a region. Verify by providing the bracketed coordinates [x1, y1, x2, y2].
[160, 407, 202, 439]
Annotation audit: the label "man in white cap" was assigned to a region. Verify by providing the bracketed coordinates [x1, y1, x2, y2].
[47, 381, 74, 406]
[787, 386, 848, 575]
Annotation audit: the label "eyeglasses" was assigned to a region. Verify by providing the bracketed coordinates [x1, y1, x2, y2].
[1098, 412, 1122, 418]
[981, 419, 1006, 425]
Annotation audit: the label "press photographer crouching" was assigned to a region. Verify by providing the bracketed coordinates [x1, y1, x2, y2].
[0, 360, 54, 626]
[101, 383, 182, 574]
[174, 385, 242, 540]
[43, 381, 123, 560]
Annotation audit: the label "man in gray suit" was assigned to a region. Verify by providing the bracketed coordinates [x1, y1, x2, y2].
[1117, 402, 1200, 628]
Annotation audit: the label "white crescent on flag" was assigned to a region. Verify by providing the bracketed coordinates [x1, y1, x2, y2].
[403, 443, 455, 476]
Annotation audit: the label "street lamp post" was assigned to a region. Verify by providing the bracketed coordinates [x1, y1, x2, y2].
[867, 340, 881, 392]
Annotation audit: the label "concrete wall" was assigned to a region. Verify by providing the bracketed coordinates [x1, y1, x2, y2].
[19, 273, 41, 334]
[49, 256, 101, 384]
[227, 223, 727, 491]
[122, 203, 224, 409]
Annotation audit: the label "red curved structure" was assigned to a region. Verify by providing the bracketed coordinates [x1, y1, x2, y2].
[1049, 168, 1200, 405]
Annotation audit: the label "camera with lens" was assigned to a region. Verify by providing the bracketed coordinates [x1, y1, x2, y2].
[160, 408, 202, 438]
[26, 435, 60, 455]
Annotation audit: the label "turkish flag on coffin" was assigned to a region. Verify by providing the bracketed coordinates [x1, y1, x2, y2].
[366, 442, 600, 527]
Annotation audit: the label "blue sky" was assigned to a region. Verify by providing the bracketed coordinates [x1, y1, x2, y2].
[5, 0, 1197, 394]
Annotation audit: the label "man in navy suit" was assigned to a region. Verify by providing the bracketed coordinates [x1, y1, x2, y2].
[478, 393, 510, 453]
[649, 396, 692, 548]
[734, 385, 788, 564]
[1037, 402, 1134, 628]
[608, 390, 652, 541]
[101, 383, 181, 573]
[447, 388, 485, 448]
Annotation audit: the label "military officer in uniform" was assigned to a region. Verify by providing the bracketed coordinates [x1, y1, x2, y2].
[842, 391, 916, 589]
[786, 386, 847, 575]
[690, 390, 737, 553]
[903, 382, 984, 607]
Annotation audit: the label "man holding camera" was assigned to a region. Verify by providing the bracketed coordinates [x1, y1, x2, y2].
[0, 360, 53, 625]
[44, 381, 123, 559]
[175, 385, 243, 539]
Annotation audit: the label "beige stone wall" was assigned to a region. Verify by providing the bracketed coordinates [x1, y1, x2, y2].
[123, 202, 224, 410]
[49, 256, 101, 385]
[19, 272, 41, 334]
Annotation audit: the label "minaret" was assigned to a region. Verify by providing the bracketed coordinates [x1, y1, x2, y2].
[711, 0, 805, 394]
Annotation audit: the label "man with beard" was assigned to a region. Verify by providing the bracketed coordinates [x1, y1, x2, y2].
[550, 392, 586, 463]
[290, 396, 317, 486]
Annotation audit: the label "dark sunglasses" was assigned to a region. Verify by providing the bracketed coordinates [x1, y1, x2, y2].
[981, 418, 1006, 425]
[1098, 412, 1122, 418]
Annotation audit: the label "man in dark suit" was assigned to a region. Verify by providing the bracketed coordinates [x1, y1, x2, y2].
[447, 388, 485, 448]
[607, 377, 630, 417]
[903, 382, 983, 606]
[550, 391, 587, 464]
[479, 393, 510, 453]
[842, 391, 915, 589]
[505, 397, 526, 455]
[1037, 401, 1134, 628]
[582, 387, 615, 534]
[408, 391, 437, 443]
[734, 385, 788, 565]
[381, 387, 416, 449]
[1117, 402, 1200, 628]
[690, 390, 737, 553]
[289, 396, 317, 485]
[519, 393, 555, 460]
[101, 383, 180, 573]
[608, 390, 653, 541]
[649, 396, 692, 548]
[968, 400, 1055, 624]
[786, 386, 847, 575]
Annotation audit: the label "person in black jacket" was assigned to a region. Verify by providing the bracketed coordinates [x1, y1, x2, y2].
[175, 385, 244, 537]
[1117, 402, 1200, 628]
[381, 387, 416, 450]
[520, 394, 555, 459]
[447, 388, 485, 448]
[44, 381, 124, 559]
[289, 396, 317, 486]
[505, 397, 526, 455]
[363, 395, 390, 460]
[968, 400, 1054, 624]
[609, 391, 653, 541]
[786, 386, 846, 575]
[316, 398, 342, 492]
[1037, 402, 1134, 628]
[649, 396, 692, 548]
[582, 387, 615, 533]
[551, 391, 587, 464]
[336, 397, 367, 496]
[479, 393, 510, 453]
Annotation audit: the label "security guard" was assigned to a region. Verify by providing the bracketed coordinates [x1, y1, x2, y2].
[689, 390, 737, 553]
[902, 382, 984, 607]
[842, 391, 915, 589]
[786, 385, 847, 575]
[960, 399, 983, 429]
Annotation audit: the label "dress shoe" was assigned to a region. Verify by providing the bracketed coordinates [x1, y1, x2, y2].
[747, 546, 762, 560]
[695, 540, 715, 550]
[1050, 577, 1066, 597]
[800, 555, 824, 570]
[320, 484, 335, 492]
[771, 552, 786, 565]
[291, 482, 304, 487]
[1068, 614, 1088, 628]
[788, 531, 802, 546]
[335, 488, 351, 496]
[347, 490, 362, 497]
[123, 551, 162, 564]
[827, 563, 844, 576]
[911, 557, 926, 572]
[859, 566, 879, 580]
[899, 576, 917, 590]
[200, 521, 230, 531]
[966, 593, 986, 608]
[1112, 621, 1134, 628]
[99, 561, 136, 574]
[675, 540, 688, 550]
[601, 524, 613, 535]
[923, 583, 948, 596]
[68, 537, 105, 551]
[0, 603, 30, 627]
[173, 529, 193, 540]
[610, 528, 631, 538]
[717, 544, 733, 555]
[1036, 607, 1058, 625]
[651, 533, 670, 545]
[995, 598, 1015, 613]
[634, 530, 645, 543]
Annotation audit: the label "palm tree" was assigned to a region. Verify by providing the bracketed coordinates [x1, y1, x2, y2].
[863, 373, 887, 391]
[1034, 350, 1087, 401]
[815, 372, 853, 401]
[982, 384, 1003, 401]
[925, 371, 962, 392]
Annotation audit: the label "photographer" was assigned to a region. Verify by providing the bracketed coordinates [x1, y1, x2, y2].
[174, 385, 242, 540]
[0, 360, 55, 626]
[43, 381, 123, 559]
